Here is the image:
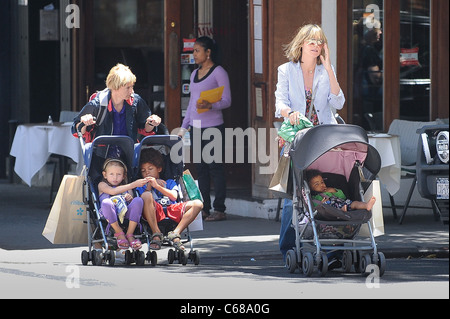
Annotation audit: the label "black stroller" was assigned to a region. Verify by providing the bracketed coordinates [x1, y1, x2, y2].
[133, 135, 201, 266]
[78, 133, 147, 266]
[285, 124, 386, 277]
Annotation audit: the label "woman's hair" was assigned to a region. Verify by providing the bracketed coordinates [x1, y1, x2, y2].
[140, 148, 164, 170]
[106, 63, 137, 91]
[102, 158, 128, 184]
[283, 24, 328, 64]
[195, 36, 219, 64]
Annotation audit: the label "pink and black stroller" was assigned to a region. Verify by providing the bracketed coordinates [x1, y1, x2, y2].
[285, 124, 386, 277]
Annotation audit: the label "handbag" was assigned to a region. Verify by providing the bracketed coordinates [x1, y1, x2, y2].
[269, 154, 291, 194]
[359, 180, 385, 237]
[182, 169, 203, 201]
[42, 170, 88, 244]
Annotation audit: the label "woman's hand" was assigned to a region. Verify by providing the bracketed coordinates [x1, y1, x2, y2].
[288, 111, 301, 125]
[196, 100, 212, 110]
[320, 43, 332, 72]
[80, 114, 96, 126]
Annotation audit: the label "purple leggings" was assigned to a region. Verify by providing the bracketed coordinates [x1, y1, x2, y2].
[100, 194, 143, 225]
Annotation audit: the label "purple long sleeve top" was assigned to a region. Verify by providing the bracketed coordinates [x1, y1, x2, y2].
[181, 65, 232, 129]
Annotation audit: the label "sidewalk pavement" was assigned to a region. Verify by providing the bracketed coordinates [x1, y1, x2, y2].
[0, 180, 448, 260]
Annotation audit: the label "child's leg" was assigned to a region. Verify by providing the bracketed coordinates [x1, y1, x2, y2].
[124, 197, 144, 249]
[101, 199, 128, 248]
[141, 192, 162, 235]
[173, 199, 203, 235]
[125, 197, 144, 235]
[350, 196, 376, 211]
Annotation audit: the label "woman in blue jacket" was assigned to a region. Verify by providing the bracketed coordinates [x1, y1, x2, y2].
[275, 24, 345, 260]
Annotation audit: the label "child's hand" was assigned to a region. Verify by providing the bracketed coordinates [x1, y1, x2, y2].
[133, 178, 149, 188]
[124, 193, 133, 202]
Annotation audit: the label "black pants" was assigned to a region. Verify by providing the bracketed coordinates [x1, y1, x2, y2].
[190, 124, 226, 213]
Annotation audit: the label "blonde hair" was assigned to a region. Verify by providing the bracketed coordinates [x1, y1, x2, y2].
[283, 24, 328, 64]
[105, 64, 137, 91]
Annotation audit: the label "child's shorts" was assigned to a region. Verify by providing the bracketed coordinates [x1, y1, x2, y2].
[154, 201, 186, 224]
[324, 198, 353, 210]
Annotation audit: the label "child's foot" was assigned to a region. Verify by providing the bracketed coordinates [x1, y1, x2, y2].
[114, 232, 129, 250]
[126, 234, 142, 250]
[366, 196, 376, 211]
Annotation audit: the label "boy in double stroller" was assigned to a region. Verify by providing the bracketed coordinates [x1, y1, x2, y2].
[137, 148, 203, 252]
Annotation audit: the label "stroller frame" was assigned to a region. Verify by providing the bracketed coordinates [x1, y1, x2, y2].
[285, 124, 386, 277]
[76, 127, 147, 266]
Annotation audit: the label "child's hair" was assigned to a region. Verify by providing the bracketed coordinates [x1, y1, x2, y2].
[304, 169, 323, 184]
[102, 158, 128, 184]
[140, 148, 164, 170]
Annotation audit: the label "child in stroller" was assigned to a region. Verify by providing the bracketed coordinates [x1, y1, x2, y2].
[97, 158, 149, 250]
[305, 169, 376, 212]
[137, 148, 203, 252]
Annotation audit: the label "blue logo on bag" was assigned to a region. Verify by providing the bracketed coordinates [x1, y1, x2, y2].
[77, 208, 84, 216]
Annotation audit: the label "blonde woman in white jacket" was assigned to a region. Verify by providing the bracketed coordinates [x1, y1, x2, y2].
[275, 24, 345, 126]
[276, 24, 345, 260]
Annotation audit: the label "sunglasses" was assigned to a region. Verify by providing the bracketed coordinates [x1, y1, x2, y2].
[306, 39, 324, 46]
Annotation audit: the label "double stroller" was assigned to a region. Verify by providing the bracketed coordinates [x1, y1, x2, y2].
[284, 124, 386, 277]
[77, 128, 200, 266]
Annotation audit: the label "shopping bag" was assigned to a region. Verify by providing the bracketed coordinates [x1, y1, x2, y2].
[182, 169, 203, 201]
[359, 180, 385, 237]
[187, 209, 204, 232]
[269, 155, 291, 193]
[42, 172, 88, 244]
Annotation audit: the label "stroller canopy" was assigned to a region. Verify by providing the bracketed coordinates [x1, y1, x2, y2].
[290, 124, 381, 180]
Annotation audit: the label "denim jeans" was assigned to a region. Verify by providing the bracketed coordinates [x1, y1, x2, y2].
[279, 199, 295, 261]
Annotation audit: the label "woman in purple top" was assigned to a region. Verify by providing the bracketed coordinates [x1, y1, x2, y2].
[179, 36, 232, 221]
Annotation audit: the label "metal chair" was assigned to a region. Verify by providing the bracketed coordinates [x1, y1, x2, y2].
[387, 119, 441, 224]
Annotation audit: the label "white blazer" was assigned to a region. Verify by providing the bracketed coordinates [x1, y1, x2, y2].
[275, 61, 345, 125]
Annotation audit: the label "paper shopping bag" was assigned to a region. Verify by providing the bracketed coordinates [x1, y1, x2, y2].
[269, 155, 291, 194]
[42, 173, 88, 244]
[359, 180, 385, 237]
[182, 169, 203, 201]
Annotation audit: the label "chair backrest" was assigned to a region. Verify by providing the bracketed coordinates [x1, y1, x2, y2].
[59, 111, 79, 122]
[388, 119, 438, 166]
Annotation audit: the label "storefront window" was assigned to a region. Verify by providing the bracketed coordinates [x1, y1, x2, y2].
[399, 0, 430, 122]
[352, 0, 384, 131]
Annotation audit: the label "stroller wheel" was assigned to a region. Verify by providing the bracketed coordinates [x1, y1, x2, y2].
[192, 250, 200, 265]
[342, 250, 353, 273]
[168, 249, 175, 264]
[136, 251, 145, 266]
[81, 250, 89, 266]
[317, 253, 328, 277]
[179, 250, 188, 266]
[377, 252, 386, 277]
[302, 252, 314, 277]
[359, 253, 372, 276]
[285, 249, 298, 274]
[92, 250, 103, 266]
[147, 251, 158, 266]
[107, 251, 115, 267]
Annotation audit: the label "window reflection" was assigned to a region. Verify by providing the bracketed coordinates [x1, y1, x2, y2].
[352, 0, 384, 132]
[399, 0, 430, 122]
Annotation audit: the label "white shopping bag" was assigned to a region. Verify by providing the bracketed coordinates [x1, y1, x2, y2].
[359, 180, 385, 237]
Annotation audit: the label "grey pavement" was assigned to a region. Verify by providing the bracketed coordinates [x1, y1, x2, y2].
[0, 180, 448, 261]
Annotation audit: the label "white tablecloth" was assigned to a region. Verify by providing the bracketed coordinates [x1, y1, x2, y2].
[368, 133, 401, 195]
[10, 122, 83, 186]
